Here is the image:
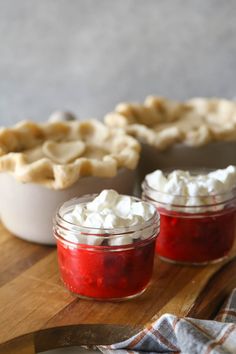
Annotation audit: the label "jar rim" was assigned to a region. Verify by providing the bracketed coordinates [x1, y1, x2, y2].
[142, 179, 236, 201]
[54, 193, 160, 236]
[142, 167, 236, 201]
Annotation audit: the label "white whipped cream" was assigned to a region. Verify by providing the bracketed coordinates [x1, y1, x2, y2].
[145, 166, 236, 212]
[63, 189, 155, 246]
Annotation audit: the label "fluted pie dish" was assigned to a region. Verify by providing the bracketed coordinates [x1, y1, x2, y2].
[0, 119, 140, 244]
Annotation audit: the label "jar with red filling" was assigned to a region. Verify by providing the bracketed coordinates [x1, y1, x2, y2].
[142, 172, 236, 265]
[53, 195, 160, 300]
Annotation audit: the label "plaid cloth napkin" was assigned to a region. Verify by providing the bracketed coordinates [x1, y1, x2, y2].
[99, 289, 236, 354]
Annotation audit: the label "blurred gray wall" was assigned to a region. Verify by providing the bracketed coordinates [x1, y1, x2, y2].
[0, 0, 236, 126]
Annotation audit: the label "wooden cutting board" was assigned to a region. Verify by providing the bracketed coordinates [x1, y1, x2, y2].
[1, 222, 236, 353]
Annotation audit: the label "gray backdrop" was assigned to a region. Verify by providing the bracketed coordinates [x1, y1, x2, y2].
[1, 0, 236, 126]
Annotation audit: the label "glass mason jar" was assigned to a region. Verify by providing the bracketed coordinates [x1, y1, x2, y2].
[142, 173, 236, 265]
[53, 194, 160, 301]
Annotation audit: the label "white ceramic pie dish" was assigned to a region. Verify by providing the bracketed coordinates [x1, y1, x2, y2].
[0, 119, 140, 245]
[0, 168, 135, 245]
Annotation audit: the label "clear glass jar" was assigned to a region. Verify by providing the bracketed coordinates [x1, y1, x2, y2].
[142, 174, 236, 265]
[53, 194, 160, 301]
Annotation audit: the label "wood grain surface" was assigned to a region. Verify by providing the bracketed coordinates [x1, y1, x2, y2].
[1, 222, 236, 353]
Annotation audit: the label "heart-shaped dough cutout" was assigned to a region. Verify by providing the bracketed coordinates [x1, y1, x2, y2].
[42, 140, 85, 164]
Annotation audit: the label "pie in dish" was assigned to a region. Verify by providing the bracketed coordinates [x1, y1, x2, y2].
[105, 96, 236, 149]
[0, 118, 140, 244]
[0, 119, 140, 189]
[105, 96, 236, 181]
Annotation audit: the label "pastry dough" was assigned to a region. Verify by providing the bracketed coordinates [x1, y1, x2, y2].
[105, 97, 236, 149]
[42, 140, 86, 164]
[0, 119, 140, 189]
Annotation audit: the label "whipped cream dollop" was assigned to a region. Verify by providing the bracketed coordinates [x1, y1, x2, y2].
[144, 166, 236, 212]
[63, 189, 156, 246]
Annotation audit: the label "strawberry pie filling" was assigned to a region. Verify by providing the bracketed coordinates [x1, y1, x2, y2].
[56, 238, 156, 299]
[156, 208, 236, 264]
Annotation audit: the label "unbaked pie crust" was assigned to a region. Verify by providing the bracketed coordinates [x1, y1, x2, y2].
[105, 96, 236, 150]
[0, 119, 140, 189]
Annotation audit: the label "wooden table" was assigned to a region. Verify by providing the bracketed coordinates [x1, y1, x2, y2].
[1, 222, 236, 353]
